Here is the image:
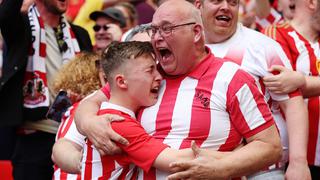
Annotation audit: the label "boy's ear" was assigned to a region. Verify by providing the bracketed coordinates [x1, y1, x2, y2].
[115, 74, 127, 89]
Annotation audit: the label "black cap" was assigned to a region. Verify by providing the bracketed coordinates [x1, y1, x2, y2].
[90, 7, 126, 28]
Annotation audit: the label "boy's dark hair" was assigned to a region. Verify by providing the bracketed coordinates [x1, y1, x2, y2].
[101, 41, 155, 84]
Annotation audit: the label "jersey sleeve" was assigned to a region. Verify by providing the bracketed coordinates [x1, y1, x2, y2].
[264, 24, 302, 98]
[98, 110, 168, 172]
[226, 69, 275, 138]
[56, 103, 86, 146]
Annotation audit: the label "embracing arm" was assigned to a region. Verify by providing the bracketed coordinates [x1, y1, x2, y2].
[279, 97, 311, 180]
[74, 89, 128, 155]
[168, 125, 281, 179]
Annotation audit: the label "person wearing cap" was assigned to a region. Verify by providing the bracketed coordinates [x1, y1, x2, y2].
[90, 7, 127, 53]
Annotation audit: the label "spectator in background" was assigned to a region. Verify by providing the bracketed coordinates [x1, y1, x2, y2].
[114, 2, 138, 32]
[52, 52, 101, 180]
[0, 0, 92, 179]
[239, 0, 295, 31]
[122, 23, 152, 42]
[65, 0, 85, 22]
[73, 0, 131, 44]
[90, 7, 126, 53]
[263, 0, 320, 178]
[131, 0, 156, 24]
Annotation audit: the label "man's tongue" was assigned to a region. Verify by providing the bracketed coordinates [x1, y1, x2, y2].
[216, 15, 230, 26]
[160, 49, 173, 64]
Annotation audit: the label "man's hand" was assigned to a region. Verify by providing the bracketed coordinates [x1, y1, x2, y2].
[168, 156, 227, 180]
[285, 159, 311, 180]
[81, 113, 129, 156]
[263, 65, 306, 94]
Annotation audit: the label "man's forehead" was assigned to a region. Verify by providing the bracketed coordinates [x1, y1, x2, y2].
[152, 10, 183, 26]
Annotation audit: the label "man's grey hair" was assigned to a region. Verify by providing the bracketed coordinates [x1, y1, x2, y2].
[124, 23, 152, 42]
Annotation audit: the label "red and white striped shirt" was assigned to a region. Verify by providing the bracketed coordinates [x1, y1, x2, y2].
[136, 51, 275, 179]
[264, 22, 320, 166]
[82, 102, 168, 179]
[256, 7, 283, 32]
[207, 24, 299, 168]
[53, 103, 83, 180]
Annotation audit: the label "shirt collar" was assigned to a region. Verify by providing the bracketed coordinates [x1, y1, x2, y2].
[188, 46, 214, 79]
[100, 102, 136, 119]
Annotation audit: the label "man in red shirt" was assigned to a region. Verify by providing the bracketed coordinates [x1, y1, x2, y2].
[263, 0, 320, 178]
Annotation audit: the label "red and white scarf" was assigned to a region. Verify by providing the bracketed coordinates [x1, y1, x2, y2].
[23, 4, 80, 110]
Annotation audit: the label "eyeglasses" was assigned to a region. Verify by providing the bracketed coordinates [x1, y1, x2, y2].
[150, 22, 196, 38]
[93, 24, 110, 32]
[53, 26, 68, 53]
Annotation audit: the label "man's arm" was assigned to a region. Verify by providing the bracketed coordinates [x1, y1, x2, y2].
[301, 76, 320, 98]
[74, 89, 128, 155]
[52, 138, 82, 174]
[153, 142, 231, 172]
[167, 125, 282, 179]
[278, 97, 311, 180]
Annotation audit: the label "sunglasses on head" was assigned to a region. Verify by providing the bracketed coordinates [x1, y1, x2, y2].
[93, 24, 110, 32]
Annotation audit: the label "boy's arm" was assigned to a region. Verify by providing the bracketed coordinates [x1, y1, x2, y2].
[153, 142, 231, 172]
[52, 138, 82, 174]
[74, 89, 128, 155]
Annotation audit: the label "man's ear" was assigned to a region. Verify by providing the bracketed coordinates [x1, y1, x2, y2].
[193, 24, 203, 43]
[307, 0, 317, 10]
[195, 0, 202, 9]
[115, 74, 127, 89]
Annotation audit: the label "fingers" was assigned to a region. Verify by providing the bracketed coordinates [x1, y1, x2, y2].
[263, 75, 281, 82]
[108, 114, 125, 122]
[103, 115, 128, 145]
[167, 171, 191, 180]
[268, 65, 286, 73]
[263, 81, 281, 88]
[170, 161, 192, 170]
[191, 140, 200, 157]
[109, 130, 129, 146]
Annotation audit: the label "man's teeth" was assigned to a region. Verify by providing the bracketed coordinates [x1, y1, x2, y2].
[151, 87, 159, 93]
[216, 15, 230, 21]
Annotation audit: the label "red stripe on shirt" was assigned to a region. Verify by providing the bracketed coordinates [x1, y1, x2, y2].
[84, 141, 93, 180]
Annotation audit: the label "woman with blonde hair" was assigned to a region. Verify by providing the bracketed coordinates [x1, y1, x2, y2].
[52, 52, 104, 103]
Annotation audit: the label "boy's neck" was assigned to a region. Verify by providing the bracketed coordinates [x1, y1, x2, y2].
[108, 92, 139, 114]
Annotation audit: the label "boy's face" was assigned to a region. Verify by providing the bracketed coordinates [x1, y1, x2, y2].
[124, 55, 162, 107]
